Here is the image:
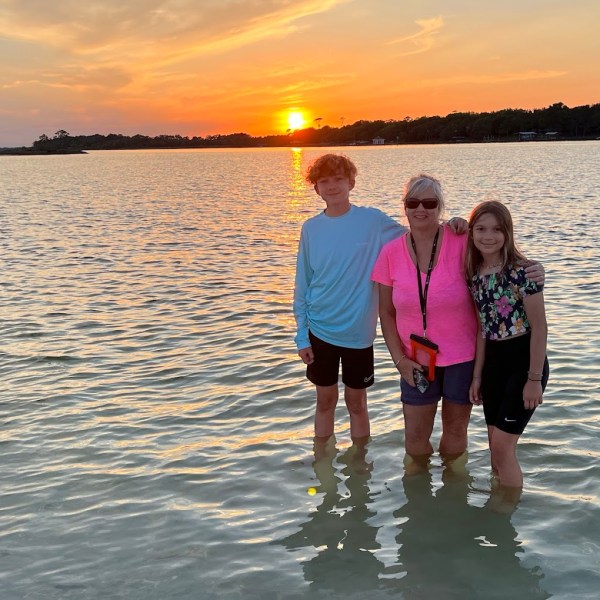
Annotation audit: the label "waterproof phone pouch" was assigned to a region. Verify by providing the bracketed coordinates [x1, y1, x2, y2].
[410, 334, 439, 381]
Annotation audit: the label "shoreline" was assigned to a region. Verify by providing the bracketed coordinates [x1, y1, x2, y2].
[1, 138, 598, 156]
[0, 147, 87, 156]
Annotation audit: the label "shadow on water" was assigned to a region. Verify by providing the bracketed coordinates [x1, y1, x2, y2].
[278, 442, 550, 599]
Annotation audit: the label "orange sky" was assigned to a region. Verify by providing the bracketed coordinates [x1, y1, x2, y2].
[1, 0, 599, 147]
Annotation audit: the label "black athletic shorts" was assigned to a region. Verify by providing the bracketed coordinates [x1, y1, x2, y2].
[481, 332, 549, 435]
[306, 331, 374, 390]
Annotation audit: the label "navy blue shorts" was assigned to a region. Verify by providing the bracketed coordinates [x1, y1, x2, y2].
[307, 331, 374, 390]
[482, 333, 549, 435]
[401, 360, 474, 406]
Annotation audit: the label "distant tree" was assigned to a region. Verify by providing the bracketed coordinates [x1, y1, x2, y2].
[54, 129, 70, 139]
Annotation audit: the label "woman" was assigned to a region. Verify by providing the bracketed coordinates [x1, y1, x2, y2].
[371, 175, 543, 466]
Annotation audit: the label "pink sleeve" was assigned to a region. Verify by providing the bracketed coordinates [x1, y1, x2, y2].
[371, 244, 393, 286]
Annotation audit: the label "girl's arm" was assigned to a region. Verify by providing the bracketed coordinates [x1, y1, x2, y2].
[522, 291, 548, 409]
[378, 284, 420, 386]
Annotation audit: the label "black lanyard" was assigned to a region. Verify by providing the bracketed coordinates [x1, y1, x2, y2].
[409, 229, 439, 336]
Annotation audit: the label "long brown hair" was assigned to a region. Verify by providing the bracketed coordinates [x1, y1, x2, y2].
[466, 201, 527, 281]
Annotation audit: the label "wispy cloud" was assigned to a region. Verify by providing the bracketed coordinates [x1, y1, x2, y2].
[0, 0, 349, 59]
[0, 0, 352, 97]
[386, 16, 444, 56]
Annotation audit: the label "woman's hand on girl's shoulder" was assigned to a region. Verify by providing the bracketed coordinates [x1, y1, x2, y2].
[522, 260, 545, 285]
[446, 217, 468, 234]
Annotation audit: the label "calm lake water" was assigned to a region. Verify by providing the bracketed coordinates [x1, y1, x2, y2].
[1, 142, 599, 599]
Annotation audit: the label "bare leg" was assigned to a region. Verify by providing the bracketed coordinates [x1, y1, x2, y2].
[439, 399, 472, 458]
[488, 426, 523, 488]
[312, 435, 339, 494]
[486, 425, 498, 475]
[344, 385, 370, 440]
[487, 477, 523, 514]
[402, 403, 437, 456]
[403, 452, 432, 476]
[339, 433, 372, 475]
[315, 384, 338, 438]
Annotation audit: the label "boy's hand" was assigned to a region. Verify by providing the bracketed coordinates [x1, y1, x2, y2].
[524, 260, 545, 285]
[298, 346, 314, 365]
[447, 217, 468, 234]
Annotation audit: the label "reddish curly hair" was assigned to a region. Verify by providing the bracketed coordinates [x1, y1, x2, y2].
[305, 154, 357, 185]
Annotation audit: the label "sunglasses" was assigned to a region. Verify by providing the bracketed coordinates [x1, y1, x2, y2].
[405, 197, 439, 209]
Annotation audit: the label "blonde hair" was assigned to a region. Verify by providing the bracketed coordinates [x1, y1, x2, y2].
[403, 174, 446, 218]
[466, 201, 527, 281]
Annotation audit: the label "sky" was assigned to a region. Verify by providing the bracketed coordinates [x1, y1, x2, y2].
[1, 0, 599, 147]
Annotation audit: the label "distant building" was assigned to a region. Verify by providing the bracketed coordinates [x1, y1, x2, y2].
[518, 131, 537, 141]
[373, 136, 385, 145]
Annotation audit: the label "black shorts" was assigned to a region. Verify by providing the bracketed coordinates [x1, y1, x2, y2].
[306, 331, 374, 390]
[481, 333, 549, 435]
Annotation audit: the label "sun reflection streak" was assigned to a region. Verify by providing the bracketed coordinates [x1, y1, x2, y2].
[288, 147, 306, 209]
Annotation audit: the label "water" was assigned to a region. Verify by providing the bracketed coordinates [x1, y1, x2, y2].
[1, 142, 599, 599]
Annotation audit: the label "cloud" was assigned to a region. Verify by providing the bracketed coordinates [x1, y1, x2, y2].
[386, 16, 444, 56]
[0, 0, 349, 59]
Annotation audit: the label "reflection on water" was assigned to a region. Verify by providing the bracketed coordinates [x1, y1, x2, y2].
[278, 443, 549, 599]
[1, 144, 599, 598]
[391, 468, 549, 599]
[280, 438, 385, 595]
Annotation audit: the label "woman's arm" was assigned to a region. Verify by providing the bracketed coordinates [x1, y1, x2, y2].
[379, 284, 420, 385]
[522, 292, 548, 409]
[469, 304, 486, 405]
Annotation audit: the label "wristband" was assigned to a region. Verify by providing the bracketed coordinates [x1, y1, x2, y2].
[394, 355, 405, 367]
[527, 377, 542, 382]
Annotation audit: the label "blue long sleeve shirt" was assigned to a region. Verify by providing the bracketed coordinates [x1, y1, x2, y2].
[293, 205, 406, 350]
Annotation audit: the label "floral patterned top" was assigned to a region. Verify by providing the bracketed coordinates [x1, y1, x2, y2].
[470, 265, 543, 340]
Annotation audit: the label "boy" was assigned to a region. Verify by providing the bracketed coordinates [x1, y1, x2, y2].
[293, 154, 408, 442]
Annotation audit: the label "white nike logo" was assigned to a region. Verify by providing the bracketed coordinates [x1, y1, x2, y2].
[364, 374, 374, 382]
[504, 418, 517, 422]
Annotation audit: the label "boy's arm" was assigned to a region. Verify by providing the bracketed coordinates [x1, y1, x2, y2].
[379, 212, 407, 245]
[293, 230, 312, 353]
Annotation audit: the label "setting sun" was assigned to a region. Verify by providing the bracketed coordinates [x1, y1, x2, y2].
[287, 111, 306, 131]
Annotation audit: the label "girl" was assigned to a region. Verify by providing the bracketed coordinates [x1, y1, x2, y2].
[467, 201, 549, 489]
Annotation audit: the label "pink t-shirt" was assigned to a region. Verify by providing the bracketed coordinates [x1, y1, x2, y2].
[371, 226, 477, 366]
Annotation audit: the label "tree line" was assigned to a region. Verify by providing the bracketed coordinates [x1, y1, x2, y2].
[30, 102, 600, 152]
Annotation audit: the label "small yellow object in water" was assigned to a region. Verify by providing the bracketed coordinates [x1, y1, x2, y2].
[307, 487, 317, 496]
